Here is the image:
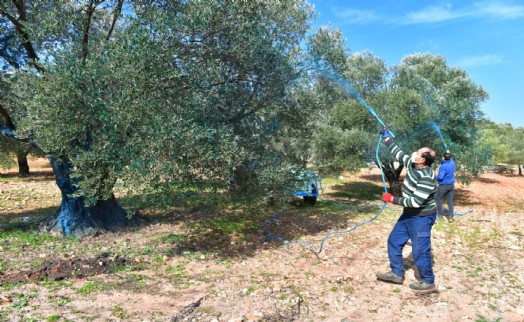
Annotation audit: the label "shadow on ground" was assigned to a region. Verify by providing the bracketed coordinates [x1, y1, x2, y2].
[1, 178, 385, 260]
[0, 206, 57, 232]
[328, 181, 383, 201]
[0, 170, 55, 182]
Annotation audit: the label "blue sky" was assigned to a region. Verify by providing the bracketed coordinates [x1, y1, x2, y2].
[307, 0, 524, 127]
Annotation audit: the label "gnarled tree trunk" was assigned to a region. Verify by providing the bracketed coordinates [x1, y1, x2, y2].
[46, 156, 133, 237]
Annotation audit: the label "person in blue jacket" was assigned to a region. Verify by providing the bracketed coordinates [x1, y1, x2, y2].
[436, 150, 456, 222]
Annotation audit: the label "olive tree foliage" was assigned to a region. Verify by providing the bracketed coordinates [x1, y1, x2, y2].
[0, 71, 44, 175]
[483, 121, 524, 175]
[506, 127, 524, 176]
[482, 120, 509, 164]
[0, 35, 31, 175]
[1, 1, 92, 178]
[382, 53, 491, 189]
[4, 0, 316, 236]
[298, 27, 379, 175]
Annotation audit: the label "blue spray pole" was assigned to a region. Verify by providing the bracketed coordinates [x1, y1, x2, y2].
[431, 121, 449, 151]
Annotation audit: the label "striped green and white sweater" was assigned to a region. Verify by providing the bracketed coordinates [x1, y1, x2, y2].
[385, 139, 437, 216]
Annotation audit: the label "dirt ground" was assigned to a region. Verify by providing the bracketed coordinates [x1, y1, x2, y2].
[1, 160, 523, 321]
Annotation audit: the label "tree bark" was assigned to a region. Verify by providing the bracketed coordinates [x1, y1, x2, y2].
[16, 150, 30, 177]
[46, 156, 133, 237]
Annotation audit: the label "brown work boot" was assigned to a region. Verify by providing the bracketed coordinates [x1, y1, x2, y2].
[376, 271, 405, 284]
[409, 281, 435, 291]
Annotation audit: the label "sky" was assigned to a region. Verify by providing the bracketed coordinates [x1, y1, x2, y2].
[307, 0, 524, 128]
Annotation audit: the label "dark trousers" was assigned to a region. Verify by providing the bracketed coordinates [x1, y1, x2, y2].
[387, 212, 437, 284]
[436, 184, 454, 217]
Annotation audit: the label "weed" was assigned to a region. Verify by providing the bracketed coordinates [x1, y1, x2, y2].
[142, 245, 154, 255]
[474, 316, 488, 322]
[0, 230, 62, 250]
[304, 271, 315, 279]
[157, 232, 188, 244]
[245, 285, 256, 296]
[1, 307, 13, 320]
[488, 303, 499, 311]
[343, 285, 355, 293]
[12, 293, 35, 310]
[46, 315, 61, 322]
[259, 271, 275, 280]
[48, 295, 71, 307]
[153, 254, 165, 264]
[111, 304, 129, 319]
[169, 262, 189, 278]
[77, 281, 99, 295]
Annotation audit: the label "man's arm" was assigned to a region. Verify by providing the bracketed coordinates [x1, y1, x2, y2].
[381, 128, 410, 166]
[436, 164, 446, 182]
[383, 137, 410, 166]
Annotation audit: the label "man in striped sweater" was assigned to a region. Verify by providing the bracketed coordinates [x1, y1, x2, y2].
[376, 127, 438, 291]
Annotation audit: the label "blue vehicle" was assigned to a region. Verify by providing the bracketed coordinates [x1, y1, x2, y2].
[294, 170, 321, 205]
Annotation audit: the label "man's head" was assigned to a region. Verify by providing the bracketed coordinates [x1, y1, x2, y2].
[443, 151, 451, 161]
[412, 147, 436, 167]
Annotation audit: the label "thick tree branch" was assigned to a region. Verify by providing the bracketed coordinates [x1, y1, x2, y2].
[106, 0, 124, 41]
[0, 102, 16, 129]
[82, 1, 104, 61]
[0, 2, 43, 72]
[0, 7, 21, 29]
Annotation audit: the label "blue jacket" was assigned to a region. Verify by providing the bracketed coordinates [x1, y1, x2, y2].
[437, 158, 455, 185]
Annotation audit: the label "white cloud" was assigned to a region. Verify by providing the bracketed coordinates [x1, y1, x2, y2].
[457, 54, 503, 67]
[475, 1, 524, 19]
[333, 8, 381, 24]
[402, 1, 524, 24]
[331, 1, 524, 25]
[404, 4, 466, 24]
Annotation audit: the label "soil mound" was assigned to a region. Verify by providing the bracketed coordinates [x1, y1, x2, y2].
[0, 252, 131, 285]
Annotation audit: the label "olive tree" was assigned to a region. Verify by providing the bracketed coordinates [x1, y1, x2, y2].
[299, 27, 379, 175]
[382, 53, 491, 191]
[2, 0, 315, 236]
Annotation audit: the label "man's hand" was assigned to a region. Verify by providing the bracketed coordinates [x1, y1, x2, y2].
[382, 192, 394, 203]
[380, 127, 390, 140]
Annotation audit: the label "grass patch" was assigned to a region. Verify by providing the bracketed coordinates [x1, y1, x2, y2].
[77, 280, 102, 295]
[111, 304, 129, 319]
[11, 292, 36, 310]
[0, 230, 64, 250]
[48, 295, 72, 307]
